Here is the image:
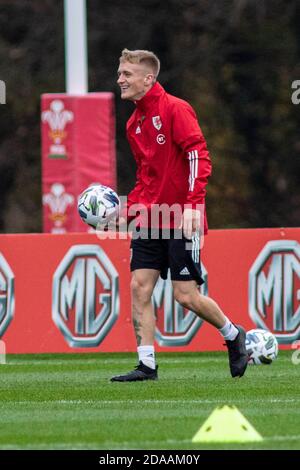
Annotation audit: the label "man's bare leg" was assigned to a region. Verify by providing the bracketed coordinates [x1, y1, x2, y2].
[111, 268, 160, 382]
[131, 269, 160, 369]
[172, 280, 248, 377]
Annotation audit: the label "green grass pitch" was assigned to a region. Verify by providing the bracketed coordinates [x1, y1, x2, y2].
[0, 351, 299, 450]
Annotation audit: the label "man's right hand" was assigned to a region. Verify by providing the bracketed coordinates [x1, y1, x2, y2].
[115, 216, 128, 230]
[95, 216, 128, 237]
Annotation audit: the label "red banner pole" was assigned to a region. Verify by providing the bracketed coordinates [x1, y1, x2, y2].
[41, 93, 116, 233]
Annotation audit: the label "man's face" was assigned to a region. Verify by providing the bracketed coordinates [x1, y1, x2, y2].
[117, 61, 153, 101]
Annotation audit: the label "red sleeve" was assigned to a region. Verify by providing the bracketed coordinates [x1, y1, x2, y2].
[172, 101, 212, 206]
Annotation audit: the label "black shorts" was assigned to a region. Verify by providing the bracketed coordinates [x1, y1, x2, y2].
[130, 229, 204, 285]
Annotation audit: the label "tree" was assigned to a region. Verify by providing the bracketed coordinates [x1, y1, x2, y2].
[0, 0, 299, 232]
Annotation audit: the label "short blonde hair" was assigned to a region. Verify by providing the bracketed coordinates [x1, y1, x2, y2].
[119, 48, 160, 79]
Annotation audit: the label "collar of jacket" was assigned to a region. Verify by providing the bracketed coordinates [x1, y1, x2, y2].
[135, 82, 165, 113]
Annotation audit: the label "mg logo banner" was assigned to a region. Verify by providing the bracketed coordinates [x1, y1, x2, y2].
[53, 245, 119, 347]
[0, 253, 15, 337]
[153, 265, 208, 346]
[249, 240, 300, 344]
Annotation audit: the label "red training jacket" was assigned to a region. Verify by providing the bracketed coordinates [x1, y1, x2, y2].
[122, 82, 212, 233]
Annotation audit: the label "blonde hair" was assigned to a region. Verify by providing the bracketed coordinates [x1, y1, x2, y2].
[119, 48, 160, 79]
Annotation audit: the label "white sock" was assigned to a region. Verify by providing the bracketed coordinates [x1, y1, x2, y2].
[137, 345, 156, 369]
[219, 317, 239, 341]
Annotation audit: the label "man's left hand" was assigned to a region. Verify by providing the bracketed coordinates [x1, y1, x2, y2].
[182, 208, 201, 239]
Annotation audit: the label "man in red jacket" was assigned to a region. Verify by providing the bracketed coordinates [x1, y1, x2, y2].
[111, 49, 248, 381]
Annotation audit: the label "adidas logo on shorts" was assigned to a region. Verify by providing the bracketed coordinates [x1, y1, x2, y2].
[179, 267, 190, 275]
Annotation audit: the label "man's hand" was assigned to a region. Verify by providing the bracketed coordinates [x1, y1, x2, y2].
[182, 208, 201, 239]
[96, 216, 127, 232]
[116, 216, 128, 230]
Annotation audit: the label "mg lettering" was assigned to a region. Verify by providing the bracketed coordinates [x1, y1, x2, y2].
[249, 240, 300, 344]
[53, 245, 119, 347]
[0, 253, 15, 337]
[153, 265, 208, 346]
